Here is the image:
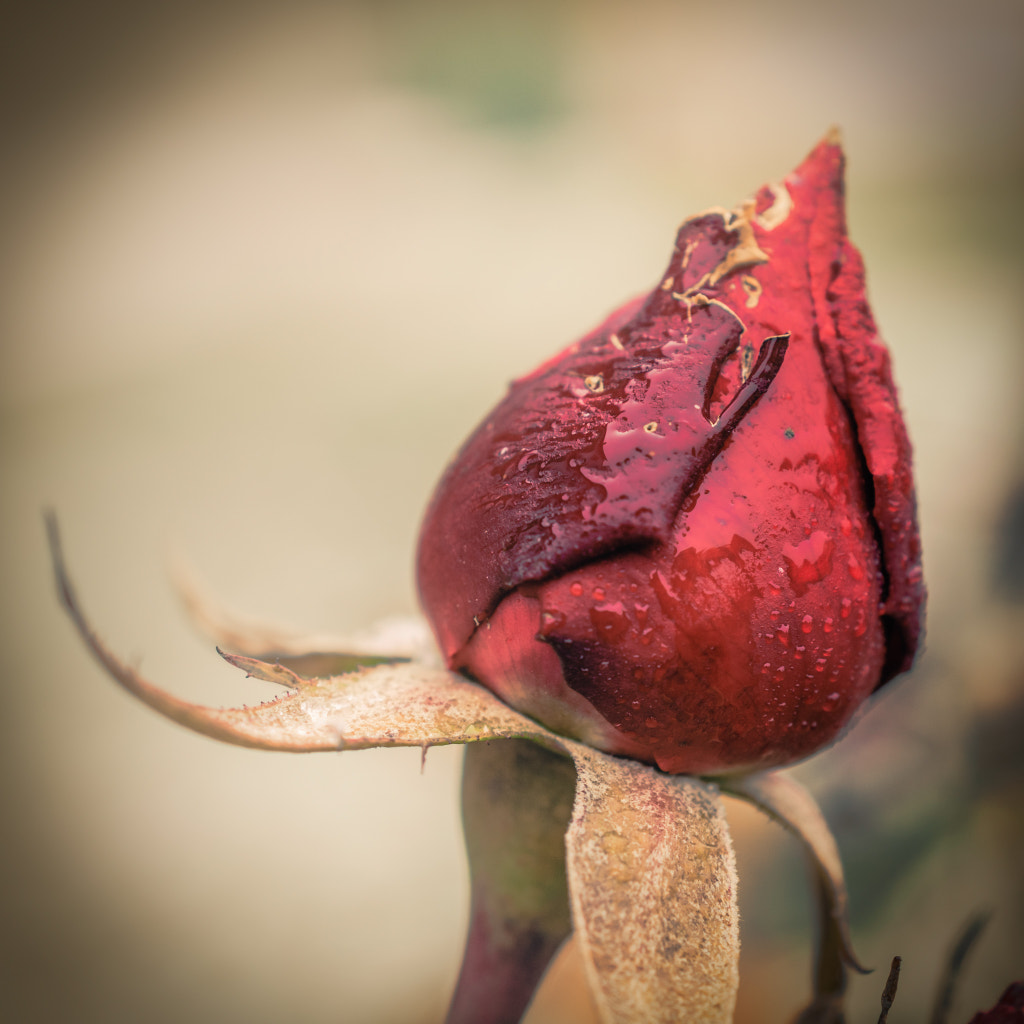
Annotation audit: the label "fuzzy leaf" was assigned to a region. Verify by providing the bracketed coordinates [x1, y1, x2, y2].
[566, 746, 739, 1024]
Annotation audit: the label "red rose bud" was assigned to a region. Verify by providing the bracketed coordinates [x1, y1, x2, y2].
[417, 135, 924, 775]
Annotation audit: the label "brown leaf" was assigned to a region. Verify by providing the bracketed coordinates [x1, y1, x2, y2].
[722, 772, 868, 1024]
[47, 513, 565, 752]
[566, 747, 739, 1024]
[49, 515, 743, 1023]
[170, 553, 435, 667]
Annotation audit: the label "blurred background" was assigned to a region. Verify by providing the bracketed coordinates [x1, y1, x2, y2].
[2, 0, 1022, 1021]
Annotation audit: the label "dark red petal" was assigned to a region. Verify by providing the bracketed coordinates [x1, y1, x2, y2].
[784, 136, 924, 681]
[967, 982, 1024, 1023]
[418, 259, 787, 663]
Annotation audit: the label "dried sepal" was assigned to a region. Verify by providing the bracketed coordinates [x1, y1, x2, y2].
[723, 771, 867, 1023]
[567, 746, 739, 1024]
[171, 554, 437, 668]
[48, 515, 742, 1024]
[47, 513, 558, 752]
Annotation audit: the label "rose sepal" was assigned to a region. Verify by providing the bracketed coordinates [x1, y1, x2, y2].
[46, 515, 862, 1023]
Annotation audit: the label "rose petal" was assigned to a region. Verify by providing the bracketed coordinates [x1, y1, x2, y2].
[776, 134, 924, 682]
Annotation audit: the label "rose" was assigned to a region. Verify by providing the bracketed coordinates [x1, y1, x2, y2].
[417, 135, 924, 775]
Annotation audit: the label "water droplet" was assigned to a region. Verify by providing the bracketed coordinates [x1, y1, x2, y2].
[645, 717, 659, 729]
[777, 624, 790, 647]
[590, 603, 628, 642]
[840, 597, 852, 619]
[761, 662, 771, 675]
[815, 659, 826, 673]
[570, 582, 583, 597]
[821, 691, 841, 712]
[847, 555, 865, 581]
[593, 586, 606, 600]
[794, 646, 805, 660]
[783, 531, 835, 594]
[770, 608, 780, 622]
[823, 616, 834, 633]
[801, 614, 813, 634]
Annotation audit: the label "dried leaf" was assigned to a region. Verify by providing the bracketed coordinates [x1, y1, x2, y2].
[723, 772, 867, 1024]
[877, 956, 901, 1024]
[48, 513, 562, 752]
[49, 515, 742, 1024]
[170, 554, 436, 666]
[448, 739, 576, 1024]
[566, 746, 739, 1024]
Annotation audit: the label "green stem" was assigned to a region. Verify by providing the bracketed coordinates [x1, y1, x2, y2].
[446, 739, 576, 1024]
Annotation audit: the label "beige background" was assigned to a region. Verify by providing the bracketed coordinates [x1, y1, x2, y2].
[2, 1, 1022, 1021]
